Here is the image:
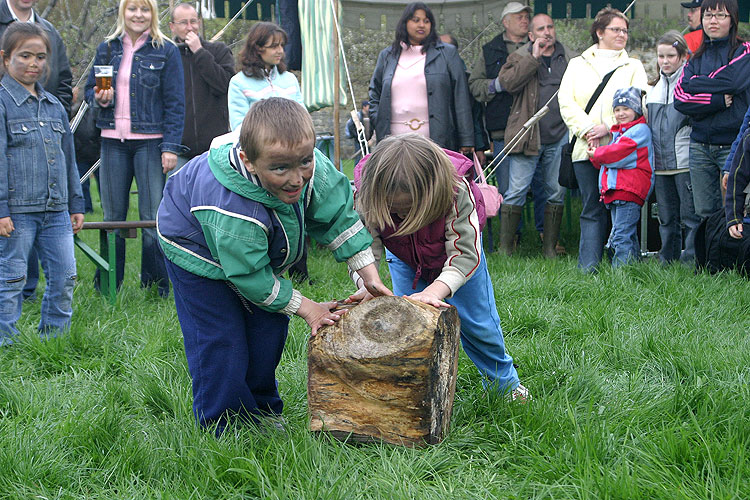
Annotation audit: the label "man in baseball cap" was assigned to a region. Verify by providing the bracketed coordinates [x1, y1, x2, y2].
[681, 0, 704, 54]
[468, 2, 532, 197]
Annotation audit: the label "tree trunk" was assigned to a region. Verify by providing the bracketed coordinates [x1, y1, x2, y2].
[308, 296, 461, 447]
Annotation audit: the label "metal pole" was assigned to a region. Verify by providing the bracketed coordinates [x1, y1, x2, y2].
[332, 0, 341, 170]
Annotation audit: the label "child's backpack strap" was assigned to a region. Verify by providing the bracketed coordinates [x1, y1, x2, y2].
[442, 148, 488, 231]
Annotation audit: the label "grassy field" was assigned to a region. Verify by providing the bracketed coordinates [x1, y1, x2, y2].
[2, 186, 750, 499]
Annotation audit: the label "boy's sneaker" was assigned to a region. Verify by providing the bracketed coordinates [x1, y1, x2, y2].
[511, 384, 531, 402]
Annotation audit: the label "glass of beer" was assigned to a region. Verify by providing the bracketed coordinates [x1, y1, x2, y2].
[94, 65, 113, 90]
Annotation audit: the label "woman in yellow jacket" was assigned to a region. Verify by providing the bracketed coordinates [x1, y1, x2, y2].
[558, 8, 649, 272]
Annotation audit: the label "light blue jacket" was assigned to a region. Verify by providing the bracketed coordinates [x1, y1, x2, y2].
[227, 67, 304, 130]
[0, 75, 83, 218]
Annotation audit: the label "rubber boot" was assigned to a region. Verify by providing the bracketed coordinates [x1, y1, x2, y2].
[499, 204, 523, 256]
[543, 203, 564, 259]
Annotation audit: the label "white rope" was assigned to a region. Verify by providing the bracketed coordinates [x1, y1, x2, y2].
[211, 0, 257, 42]
[70, 100, 87, 132]
[460, 20, 496, 57]
[328, 0, 369, 157]
[80, 158, 100, 183]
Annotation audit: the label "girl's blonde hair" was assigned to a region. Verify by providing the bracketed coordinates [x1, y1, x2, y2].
[357, 133, 458, 236]
[107, 0, 172, 47]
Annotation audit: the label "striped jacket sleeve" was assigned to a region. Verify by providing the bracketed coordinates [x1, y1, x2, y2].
[674, 43, 750, 115]
[438, 180, 482, 297]
[305, 149, 375, 271]
[592, 125, 650, 170]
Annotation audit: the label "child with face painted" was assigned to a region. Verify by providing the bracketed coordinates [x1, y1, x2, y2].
[0, 23, 84, 344]
[588, 87, 654, 267]
[157, 97, 390, 433]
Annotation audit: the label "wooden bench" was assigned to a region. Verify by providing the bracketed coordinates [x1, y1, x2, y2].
[74, 220, 156, 305]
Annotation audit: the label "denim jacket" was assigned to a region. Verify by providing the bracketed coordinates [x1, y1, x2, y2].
[84, 35, 186, 154]
[0, 74, 83, 218]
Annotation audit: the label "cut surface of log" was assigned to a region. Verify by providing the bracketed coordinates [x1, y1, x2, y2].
[308, 296, 461, 446]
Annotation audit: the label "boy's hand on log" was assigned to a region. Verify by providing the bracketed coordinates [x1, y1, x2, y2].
[354, 263, 393, 300]
[347, 286, 373, 303]
[297, 297, 343, 336]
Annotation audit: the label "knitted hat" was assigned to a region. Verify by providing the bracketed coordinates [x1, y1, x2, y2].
[612, 87, 643, 116]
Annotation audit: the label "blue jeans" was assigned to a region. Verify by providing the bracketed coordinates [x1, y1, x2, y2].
[607, 200, 641, 268]
[654, 173, 701, 264]
[495, 139, 546, 234]
[387, 249, 519, 393]
[688, 141, 730, 218]
[574, 160, 609, 272]
[23, 159, 96, 301]
[166, 259, 288, 433]
[98, 138, 168, 296]
[492, 139, 511, 196]
[505, 136, 567, 206]
[0, 211, 77, 342]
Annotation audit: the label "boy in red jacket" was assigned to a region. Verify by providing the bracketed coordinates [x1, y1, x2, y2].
[588, 87, 654, 267]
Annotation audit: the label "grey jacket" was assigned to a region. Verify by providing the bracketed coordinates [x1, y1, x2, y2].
[368, 41, 474, 150]
[0, 1, 72, 116]
[646, 65, 691, 172]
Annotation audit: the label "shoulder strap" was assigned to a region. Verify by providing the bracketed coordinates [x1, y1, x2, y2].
[584, 66, 619, 114]
[570, 66, 620, 148]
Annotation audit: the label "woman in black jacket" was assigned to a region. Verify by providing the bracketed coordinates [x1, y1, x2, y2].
[674, 0, 750, 219]
[368, 2, 473, 152]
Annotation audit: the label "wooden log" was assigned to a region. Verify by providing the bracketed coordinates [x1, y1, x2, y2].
[308, 296, 461, 447]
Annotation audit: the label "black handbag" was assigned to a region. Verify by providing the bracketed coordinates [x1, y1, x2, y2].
[558, 67, 619, 189]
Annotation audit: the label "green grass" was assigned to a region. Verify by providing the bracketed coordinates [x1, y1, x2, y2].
[2, 186, 749, 499]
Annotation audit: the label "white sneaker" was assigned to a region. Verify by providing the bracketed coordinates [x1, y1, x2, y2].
[511, 383, 531, 402]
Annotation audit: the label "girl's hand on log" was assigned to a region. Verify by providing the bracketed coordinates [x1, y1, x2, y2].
[407, 281, 450, 308]
[407, 291, 450, 308]
[297, 297, 343, 336]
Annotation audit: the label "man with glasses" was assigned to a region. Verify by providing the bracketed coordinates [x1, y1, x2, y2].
[681, 0, 704, 55]
[170, 3, 235, 170]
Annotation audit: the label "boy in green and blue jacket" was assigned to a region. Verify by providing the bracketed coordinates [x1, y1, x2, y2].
[157, 98, 389, 433]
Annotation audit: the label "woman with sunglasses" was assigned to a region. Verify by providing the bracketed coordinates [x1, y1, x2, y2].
[558, 7, 648, 273]
[674, 0, 750, 220]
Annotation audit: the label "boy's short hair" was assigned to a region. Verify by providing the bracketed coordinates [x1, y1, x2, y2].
[239, 98, 315, 163]
[357, 133, 458, 236]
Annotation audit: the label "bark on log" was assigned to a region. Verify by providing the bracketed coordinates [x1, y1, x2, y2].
[308, 296, 461, 447]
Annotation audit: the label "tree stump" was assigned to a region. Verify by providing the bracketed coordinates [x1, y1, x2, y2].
[308, 296, 461, 447]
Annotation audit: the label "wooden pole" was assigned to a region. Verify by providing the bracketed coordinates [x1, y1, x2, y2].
[333, 0, 341, 170]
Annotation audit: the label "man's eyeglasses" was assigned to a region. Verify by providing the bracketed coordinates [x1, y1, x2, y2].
[605, 27, 629, 35]
[174, 19, 200, 26]
[703, 11, 729, 20]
